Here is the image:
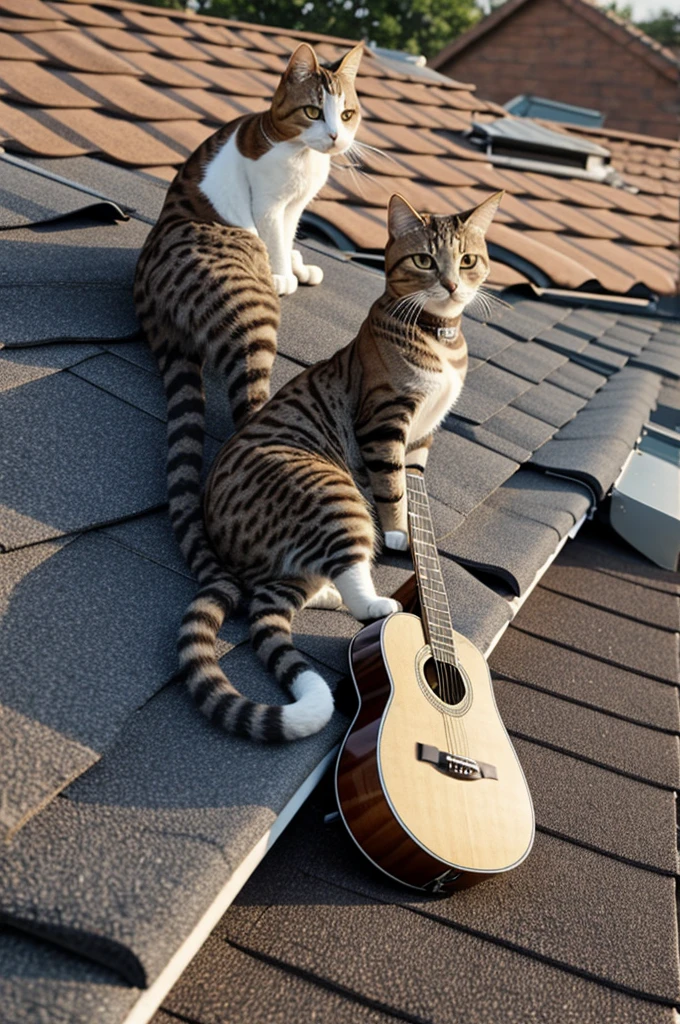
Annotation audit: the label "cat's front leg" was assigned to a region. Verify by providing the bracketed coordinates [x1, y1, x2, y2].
[383, 434, 435, 551]
[256, 208, 298, 296]
[358, 430, 409, 551]
[283, 202, 323, 286]
[291, 248, 324, 287]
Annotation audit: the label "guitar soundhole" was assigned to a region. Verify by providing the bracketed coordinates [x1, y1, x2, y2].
[423, 656, 467, 707]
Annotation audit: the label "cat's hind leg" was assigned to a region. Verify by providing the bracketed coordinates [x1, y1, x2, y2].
[305, 582, 343, 609]
[249, 578, 334, 739]
[331, 559, 401, 621]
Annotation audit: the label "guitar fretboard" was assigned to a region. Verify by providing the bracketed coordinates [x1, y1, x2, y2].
[406, 471, 458, 667]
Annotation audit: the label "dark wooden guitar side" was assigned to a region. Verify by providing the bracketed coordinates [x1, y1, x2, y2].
[335, 470, 534, 893]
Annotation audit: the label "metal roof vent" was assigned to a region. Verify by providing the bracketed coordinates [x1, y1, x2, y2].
[610, 423, 680, 572]
[466, 118, 624, 185]
[504, 95, 604, 128]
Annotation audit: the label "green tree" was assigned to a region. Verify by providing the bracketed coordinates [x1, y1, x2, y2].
[133, 0, 481, 58]
[636, 7, 680, 47]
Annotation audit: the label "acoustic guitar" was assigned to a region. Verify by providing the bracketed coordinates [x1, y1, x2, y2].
[335, 468, 534, 893]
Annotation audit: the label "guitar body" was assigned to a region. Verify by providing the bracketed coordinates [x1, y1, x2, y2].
[336, 612, 535, 892]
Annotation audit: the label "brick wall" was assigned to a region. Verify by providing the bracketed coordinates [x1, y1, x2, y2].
[438, 0, 679, 139]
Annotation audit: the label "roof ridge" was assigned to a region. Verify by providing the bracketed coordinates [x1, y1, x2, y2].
[429, 0, 679, 81]
[56, 0, 363, 48]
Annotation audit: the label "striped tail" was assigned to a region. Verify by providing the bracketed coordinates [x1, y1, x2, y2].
[179, 581, 334, 742]
[159, 343, 228, 588]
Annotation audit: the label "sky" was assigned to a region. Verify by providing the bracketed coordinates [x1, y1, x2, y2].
[625, 0, 678, 18]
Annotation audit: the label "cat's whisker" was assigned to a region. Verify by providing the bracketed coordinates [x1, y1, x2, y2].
[351, 139, 401, 168]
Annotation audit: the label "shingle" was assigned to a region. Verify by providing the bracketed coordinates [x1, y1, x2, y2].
[494, 675, 679, 789]
[425, 427, 519, 515]
[559, 522, 680, 596]
[529, 436, 634, 501]
[0, 342, 100, 392]
[452, 362, 533, 424]
[162, 935, 396, 1024]
[512, 380, 587, 427]
[25, 29, 141, 74]
[70, 350, 166, 421]
[513, 737, 677, 874]
[555, 406, 648, 448]
[512, 588, 680, 685]
[630, 349, 680, 378]
[439, 500, 559, 596]
[541, 560, 680, 632]
[0, 155, 126, 227]
[445, 417, 533, 463]
[483, 405, 557, 452]
[0, 216, 147, 345]
[0, 665, 346, 986]
[275, 246, 383, 366]
[497, 469, 592, 530]
[489, 340, 567, 383]
[0, 531, 198, 838]
[489, 628, 680, 732]
[461, 317, 516, 360]
[536, 325, 593, 357]
[545, 362, 609, 399]
[437, 554, 513, 651]
[25, 153, 169, 223]
[0, 372, 166, 549]
[574, 341, 630, 374]
[0, 925, 137, 1024]
[227, 816, 680, 1011]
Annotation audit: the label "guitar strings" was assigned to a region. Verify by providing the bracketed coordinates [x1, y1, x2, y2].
[408, 477, 470, 758]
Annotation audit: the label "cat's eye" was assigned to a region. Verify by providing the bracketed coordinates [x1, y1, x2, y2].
[341, 109, 355, 122]
[460, 254, 478, 269]
[304, 106, 322, 120]
[412, 253, 434, 270]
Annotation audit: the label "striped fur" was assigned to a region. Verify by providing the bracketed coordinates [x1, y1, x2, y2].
[176, 192, 503, 742]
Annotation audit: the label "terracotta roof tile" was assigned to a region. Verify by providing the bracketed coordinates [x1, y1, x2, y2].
[28, 28, 141, 73]
[232, 28, 291, 55]
[166, 87, 265, 123]
[185, 21, 244, 48]
[0, 16, 74, 32]
[0, 0, 64, 19]
[49, 3, 123, 28]
[524, 231, 639, 293]
[68, 72, 204, 120]
[138, 34, 211, 62]
[86, 27, 155, 52]
[121, 10, 192, 38]
[118, 49, 206, 87]
[0, 32, 49, 59]
[46, 108, 190, 163]
[194, 42, 285, 73]
[173, 61, 278, 97]
[488, 223, 597, 289]
[0, 60, 99, 107]
[0, 101, 91, 154]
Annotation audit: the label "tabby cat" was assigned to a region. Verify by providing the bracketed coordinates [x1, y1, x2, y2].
[133, 42, 363, 590]
[178, 190, 503, 742]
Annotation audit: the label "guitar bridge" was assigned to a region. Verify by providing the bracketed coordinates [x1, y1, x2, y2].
[417, 743, 498, 781]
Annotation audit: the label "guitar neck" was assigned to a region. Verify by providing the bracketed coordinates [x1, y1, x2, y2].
[406, 471, 458, 667]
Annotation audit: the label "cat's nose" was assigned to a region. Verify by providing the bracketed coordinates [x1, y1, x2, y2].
[444, 279, 457, 294]
[328, 131, 338, 141]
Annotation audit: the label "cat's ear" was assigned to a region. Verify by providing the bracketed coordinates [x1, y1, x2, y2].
[283, 43, 320, 83]
[337, 43, 364, 79]
[388, 194, 425, 239]
[464, 191, 504, 234]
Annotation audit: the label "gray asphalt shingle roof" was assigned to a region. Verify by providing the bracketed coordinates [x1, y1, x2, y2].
[0, 149, 678, 1024]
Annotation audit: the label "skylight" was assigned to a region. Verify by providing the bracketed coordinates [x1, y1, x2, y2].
[466, 118, 625, 185]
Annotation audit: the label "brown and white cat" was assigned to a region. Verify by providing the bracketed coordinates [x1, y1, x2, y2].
[134, 43, 363, 589]
[177, 191, 503, 743]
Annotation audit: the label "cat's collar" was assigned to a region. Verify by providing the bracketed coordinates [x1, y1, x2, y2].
[259, 117, 276, 148]
[417, 312, 463, 345]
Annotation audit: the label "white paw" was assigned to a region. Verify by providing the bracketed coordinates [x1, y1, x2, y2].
[291, 249, 324, 286]
[384, 530, 409, 552]
[366, 597, 402, 619]
[305, 584, 344, 610]
[272, 272, 298, 296]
